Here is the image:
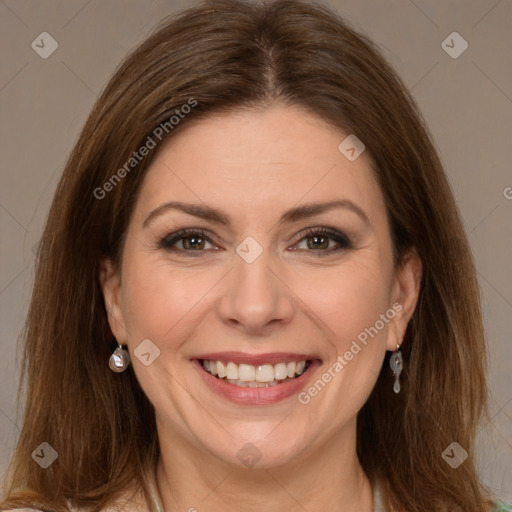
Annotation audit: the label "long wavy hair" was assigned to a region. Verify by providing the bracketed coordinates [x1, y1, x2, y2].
[0, 1, 496, 510]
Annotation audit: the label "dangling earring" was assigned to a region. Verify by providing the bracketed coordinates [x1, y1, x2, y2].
[109, 342, 131, 373]
[389, 344, 403, 394]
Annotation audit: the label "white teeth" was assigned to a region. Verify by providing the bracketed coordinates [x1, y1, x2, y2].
[286, 362, 296, 378]
[217, 361, 226, 378]
[238, 363, 256, 381]
[274, 362, 288, 380]
[255, 364, 275, 382]
[226, 379, 280, 388]
[201, 359, 311, 384]
[226, 362, 238, 380]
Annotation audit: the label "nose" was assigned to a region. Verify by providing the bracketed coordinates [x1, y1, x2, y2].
[216, 247, 295, 335]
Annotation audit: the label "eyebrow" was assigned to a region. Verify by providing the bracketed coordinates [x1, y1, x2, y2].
[142, 199, 370, 229]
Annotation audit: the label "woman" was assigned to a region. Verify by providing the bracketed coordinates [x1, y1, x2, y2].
[1, 1, 510, 511]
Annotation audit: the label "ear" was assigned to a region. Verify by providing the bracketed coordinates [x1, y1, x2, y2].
[386, 249, 423, 351]
[99, 257, 129, 344]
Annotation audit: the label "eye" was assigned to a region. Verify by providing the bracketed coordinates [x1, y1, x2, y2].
[158, 226, 352, 257]
[291, 227, 352, 255]
[159, 228, 218, 255]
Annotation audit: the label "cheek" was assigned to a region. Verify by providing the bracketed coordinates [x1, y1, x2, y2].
[120, 254, 195, 342]
[295, 260, 391, 352]
[120, 251, 226, 348]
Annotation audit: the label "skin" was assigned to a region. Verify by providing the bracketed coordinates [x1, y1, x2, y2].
[100, 104, 422, 512]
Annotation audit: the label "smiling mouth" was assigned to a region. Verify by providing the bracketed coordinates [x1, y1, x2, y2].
[198, 359, 313, 388]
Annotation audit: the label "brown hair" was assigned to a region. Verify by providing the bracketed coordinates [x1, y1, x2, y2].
[0, 1, 496, 510]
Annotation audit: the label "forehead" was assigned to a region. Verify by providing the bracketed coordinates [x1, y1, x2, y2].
[132, 104, 386, 229]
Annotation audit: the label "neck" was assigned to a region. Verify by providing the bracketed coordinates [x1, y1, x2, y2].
[154, 417, 374, 512]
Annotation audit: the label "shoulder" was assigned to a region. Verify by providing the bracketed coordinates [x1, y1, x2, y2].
[494, 501, 512, 511]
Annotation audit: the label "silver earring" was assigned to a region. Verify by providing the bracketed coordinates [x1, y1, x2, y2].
[109, 342, 131, 373]
[389, 344, 403, 394]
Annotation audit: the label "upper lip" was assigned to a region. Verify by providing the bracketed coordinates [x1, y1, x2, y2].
[192, 352, 321, 366]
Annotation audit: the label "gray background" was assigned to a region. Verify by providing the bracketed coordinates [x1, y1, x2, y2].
[1, 0, 511, 500]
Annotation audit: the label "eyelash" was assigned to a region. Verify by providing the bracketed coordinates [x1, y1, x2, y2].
[158, 227, 353, 257]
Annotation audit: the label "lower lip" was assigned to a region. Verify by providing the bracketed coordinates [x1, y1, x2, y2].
[191, 359, 322, 405]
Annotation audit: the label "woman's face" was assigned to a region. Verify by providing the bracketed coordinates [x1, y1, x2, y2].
[101, 104, 421, 468]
